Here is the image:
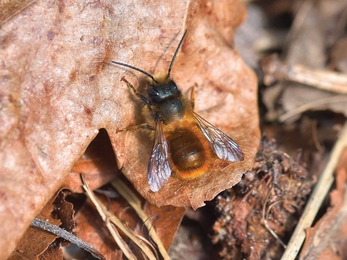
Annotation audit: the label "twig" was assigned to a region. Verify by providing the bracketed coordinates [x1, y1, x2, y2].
[261, 55, 347, 94]
[31, 218, 105, 260]
[278, 95, 347, 122]
[81, 175, 157, 260]
[81, 176, 136, 260]
[111, 178, 170, 260]
[281, 121, 347, 260]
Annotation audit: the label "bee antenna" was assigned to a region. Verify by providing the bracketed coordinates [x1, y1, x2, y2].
[167, 30, 187, 78]
[111, 61, 159, 84]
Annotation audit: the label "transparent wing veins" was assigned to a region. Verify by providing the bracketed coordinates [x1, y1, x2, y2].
[193, 112, 244, 162]
[147, 120, 172, 192]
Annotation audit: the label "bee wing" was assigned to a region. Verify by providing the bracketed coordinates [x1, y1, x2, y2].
[193, 112, 244, 162]
[147, 120, 172, 192]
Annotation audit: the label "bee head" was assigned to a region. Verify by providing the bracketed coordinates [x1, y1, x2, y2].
[147, 76, 181, 103]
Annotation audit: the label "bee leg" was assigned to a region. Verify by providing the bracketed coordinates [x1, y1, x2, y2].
[120, 76, 153, 109]
[116, 123, 155, 133]
[189, 83, 198, 109]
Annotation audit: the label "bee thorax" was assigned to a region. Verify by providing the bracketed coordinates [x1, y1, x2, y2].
[157, 97, 185, 124]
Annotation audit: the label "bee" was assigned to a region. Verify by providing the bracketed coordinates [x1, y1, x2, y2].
[112, 30, 244, 192]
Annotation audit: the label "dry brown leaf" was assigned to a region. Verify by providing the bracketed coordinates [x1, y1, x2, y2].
[53, 191, 75, 240]
[114, 1, 259, 209]
[74, 196, 123, 258]
[0, 0, 36, 25]
[9, 190, 77, 259]
[63, 129, 118, 193]
[39, 245, 64, 260]
[8, 192, 61, 259]
[143, 202, 185, 250]
[0, 0, 259, 257]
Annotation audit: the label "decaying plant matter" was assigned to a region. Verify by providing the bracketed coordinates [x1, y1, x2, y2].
[213, 137, 315, 260]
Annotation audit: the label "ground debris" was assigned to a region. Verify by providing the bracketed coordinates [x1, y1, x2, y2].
[213, 136, 315, 260]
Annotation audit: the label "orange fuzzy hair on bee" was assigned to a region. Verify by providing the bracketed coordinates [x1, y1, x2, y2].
[165, 113, 212, 179]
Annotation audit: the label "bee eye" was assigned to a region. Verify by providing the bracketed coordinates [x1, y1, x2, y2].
[148, 87, 162, 102]
[148, 87, 159, 97]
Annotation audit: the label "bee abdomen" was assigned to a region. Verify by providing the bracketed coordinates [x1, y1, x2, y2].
[168, 127, 210, 178]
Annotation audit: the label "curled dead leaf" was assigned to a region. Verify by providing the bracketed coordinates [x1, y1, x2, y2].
[0, 0, 259, 257]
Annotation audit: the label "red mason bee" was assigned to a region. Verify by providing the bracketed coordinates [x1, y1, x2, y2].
[113, 30, 244, 192]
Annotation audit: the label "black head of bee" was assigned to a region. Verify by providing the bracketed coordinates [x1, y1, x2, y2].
[147, 78, 181, 103]
[112, 30, 188, 124]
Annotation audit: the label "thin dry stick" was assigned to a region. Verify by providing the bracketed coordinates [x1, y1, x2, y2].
[31, 218, 105, 260]
[262, 55, 347, 94]
[111, 178, 170, 260]
[82, 176, 136, 260]
[107, 215, 157, 260]
[81, 175, 157, 260]
[279, 95, 347, 122]
[281, 121, 347, 260]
